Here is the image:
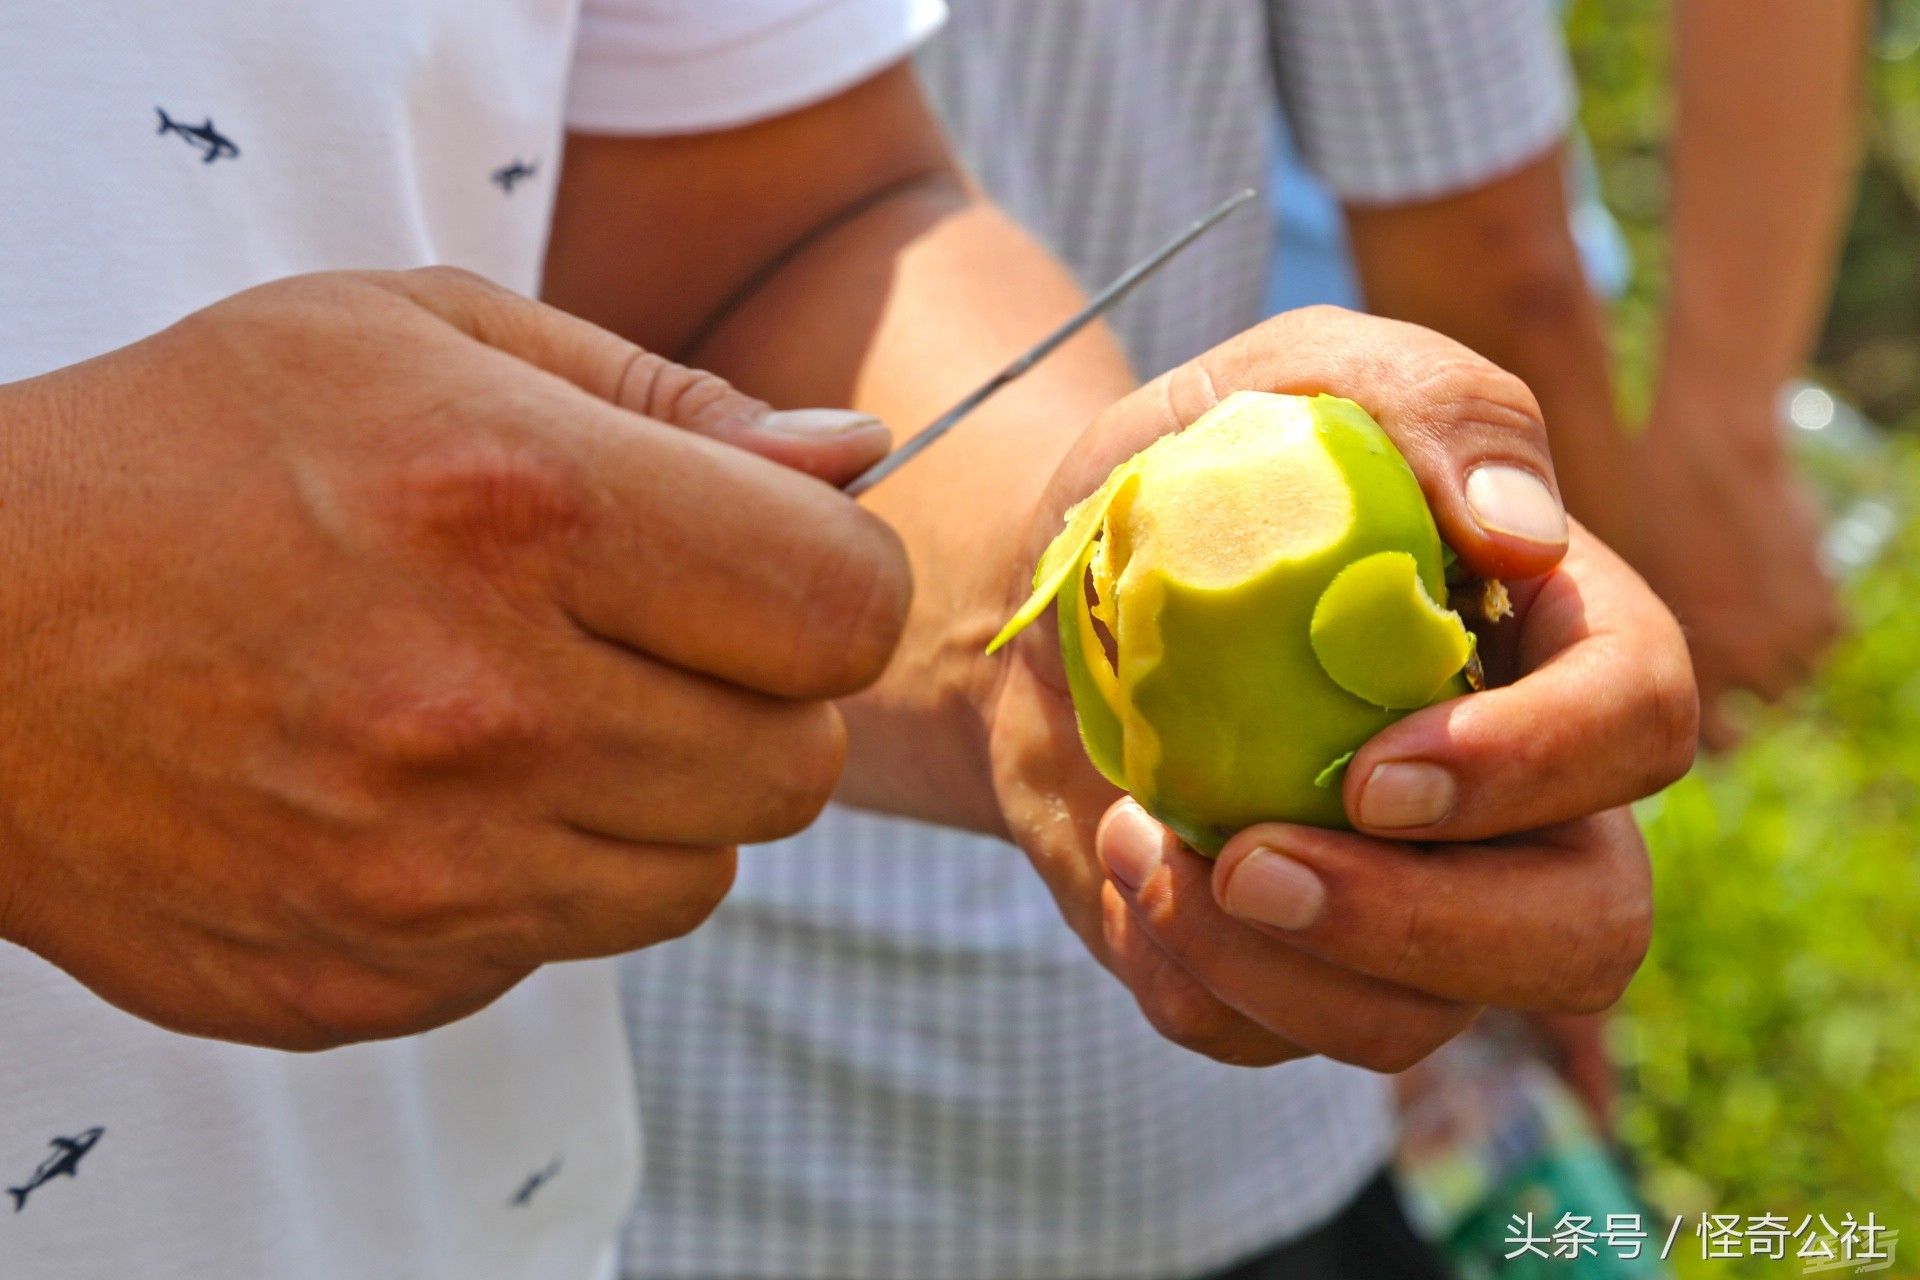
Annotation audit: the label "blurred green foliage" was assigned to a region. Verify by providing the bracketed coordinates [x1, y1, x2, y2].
[1620, 461, 1920, 1275]
[1568, 3, 1920, 1273]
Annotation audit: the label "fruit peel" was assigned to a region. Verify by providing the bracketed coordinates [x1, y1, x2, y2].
[1310, 551, 1474, 710]
[993, 391, 1472, 853]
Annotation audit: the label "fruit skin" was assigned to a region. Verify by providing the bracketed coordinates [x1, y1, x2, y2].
[991, 392, 1472, 854]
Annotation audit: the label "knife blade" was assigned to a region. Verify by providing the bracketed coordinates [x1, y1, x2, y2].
[842, 187, 1257, 498]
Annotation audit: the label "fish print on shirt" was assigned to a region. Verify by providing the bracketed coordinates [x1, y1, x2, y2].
[9, 1128, 105, 1213]
[490, 158, 538, 194]
[155, 108, 239, 162]
[506, 1156, 562, 1208]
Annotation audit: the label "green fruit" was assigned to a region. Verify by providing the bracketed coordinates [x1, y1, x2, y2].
[990, 391, 1473, 853]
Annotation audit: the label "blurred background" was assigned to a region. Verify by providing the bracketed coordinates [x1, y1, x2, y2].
[1574, 1, 1920, 1269]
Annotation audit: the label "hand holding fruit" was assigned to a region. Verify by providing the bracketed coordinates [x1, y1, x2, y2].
[0, 268, 910, 1050]
[990, 390, 1479, 849]
[982, 306, 1696, 1068]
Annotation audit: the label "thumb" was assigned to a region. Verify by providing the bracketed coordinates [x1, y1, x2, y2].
[387, 267, 894, 485]
[611, 360, 894, 487]
[1180, 307, 1572, 582]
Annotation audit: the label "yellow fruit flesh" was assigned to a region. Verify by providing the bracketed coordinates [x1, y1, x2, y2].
[992, 392, 1472, 852]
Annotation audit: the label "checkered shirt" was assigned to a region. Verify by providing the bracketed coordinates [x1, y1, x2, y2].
[621, 4, 1573, 1278]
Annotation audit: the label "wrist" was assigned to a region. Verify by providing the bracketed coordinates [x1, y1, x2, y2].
[1642, 377, 1793, 478]
[831, 551, 1018, 838]
[1655, 297, 1798, 438]
[835, 680, 1008, 836]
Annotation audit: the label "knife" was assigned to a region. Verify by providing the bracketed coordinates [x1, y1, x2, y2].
[842, 187, 1257, 498]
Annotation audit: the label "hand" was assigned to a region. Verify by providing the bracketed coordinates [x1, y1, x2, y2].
[1628, 390, 1843, 750]
[0, 268, 910, 1050]
[1528, 1010, 1617, 1135]
[982, 306, 1694, 1068]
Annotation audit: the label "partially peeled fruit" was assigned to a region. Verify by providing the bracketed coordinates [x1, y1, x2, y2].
[990, 391, 1474, 853]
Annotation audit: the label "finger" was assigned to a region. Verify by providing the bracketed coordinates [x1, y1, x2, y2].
[701, 407, 894, 487]
[563, 417, 911, 698]
[393, 363, 910, 700]
[237, 823, 736, 999]
[384, 267, 893, 484]
[1206, 809, 1653, 1013]
[1162, 307, 1567, 580]
[1097, 801, 1479, 1071]
[1344, 525, 1697, 841]
[538, 637, 847, 847]
[340, 817, 741, 967]
[503, 826, 738, 963]
[1098, 881, 1306, 1067]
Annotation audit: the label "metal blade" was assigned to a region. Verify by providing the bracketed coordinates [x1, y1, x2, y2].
[842, 187, 1257, 498]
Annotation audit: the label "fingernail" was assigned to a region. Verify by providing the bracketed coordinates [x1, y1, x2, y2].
[1221, 846, 1325, 931]
[1099, 799, 1165, 891]
[761, 408, 889, 439]
[1357, 762, 1456, 829]
[1466, 465, 1567, 547]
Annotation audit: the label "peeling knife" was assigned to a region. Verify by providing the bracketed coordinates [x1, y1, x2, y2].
[842, 187, 1258, 498]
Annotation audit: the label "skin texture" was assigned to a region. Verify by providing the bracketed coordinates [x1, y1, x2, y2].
[0, 269, 910, 1049]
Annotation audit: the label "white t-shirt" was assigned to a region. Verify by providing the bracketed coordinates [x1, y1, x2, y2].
[0, 2, 942, 1277]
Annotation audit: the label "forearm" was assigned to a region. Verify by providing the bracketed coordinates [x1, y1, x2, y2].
[1343, 146, 1632, 548]
[1657, 0, 1866, 444]
[689, 174, 1136, 833]
[540, 65, 1129, 830]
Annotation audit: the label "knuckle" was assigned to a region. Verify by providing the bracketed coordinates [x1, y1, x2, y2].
[1581, 900, 1653, 1014]
[380, 440, 588, 558]
[1131, 950, 1243, 1058]
[615, 350, 743, 429]
[399, 264, 501, 301]
[646, 849, 737, 943]
[342, 842, 490, 937]
[1330, 1005, 1466, 1074]
[1139, 987, 1244, 1060]
[741, 705, 846, 842]
[1556, 832, 1653, 1014]
[278, 830, 492, 947]
[1640, 652, 1701, 792]
[352, 663, 549, 772]
[259, 962, 460, 1050]
[167, 274, 356, 363]
[1559, 958, 1637, 1016]
[1420, 358, 1549, 452]
[1372, 895, 1427, 990]
[782, 516, 912, 697]
[1280, 302, 1360, 331]
[166, 274, 446, 396]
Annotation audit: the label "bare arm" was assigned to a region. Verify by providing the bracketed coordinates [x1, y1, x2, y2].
[1659, 0, 1867, 439]
[545, 64, 1136, 833]
[1630, 0, 1866, 744]
[1342, 146, 1633, 549]
[543, 63, 1691, 1072]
